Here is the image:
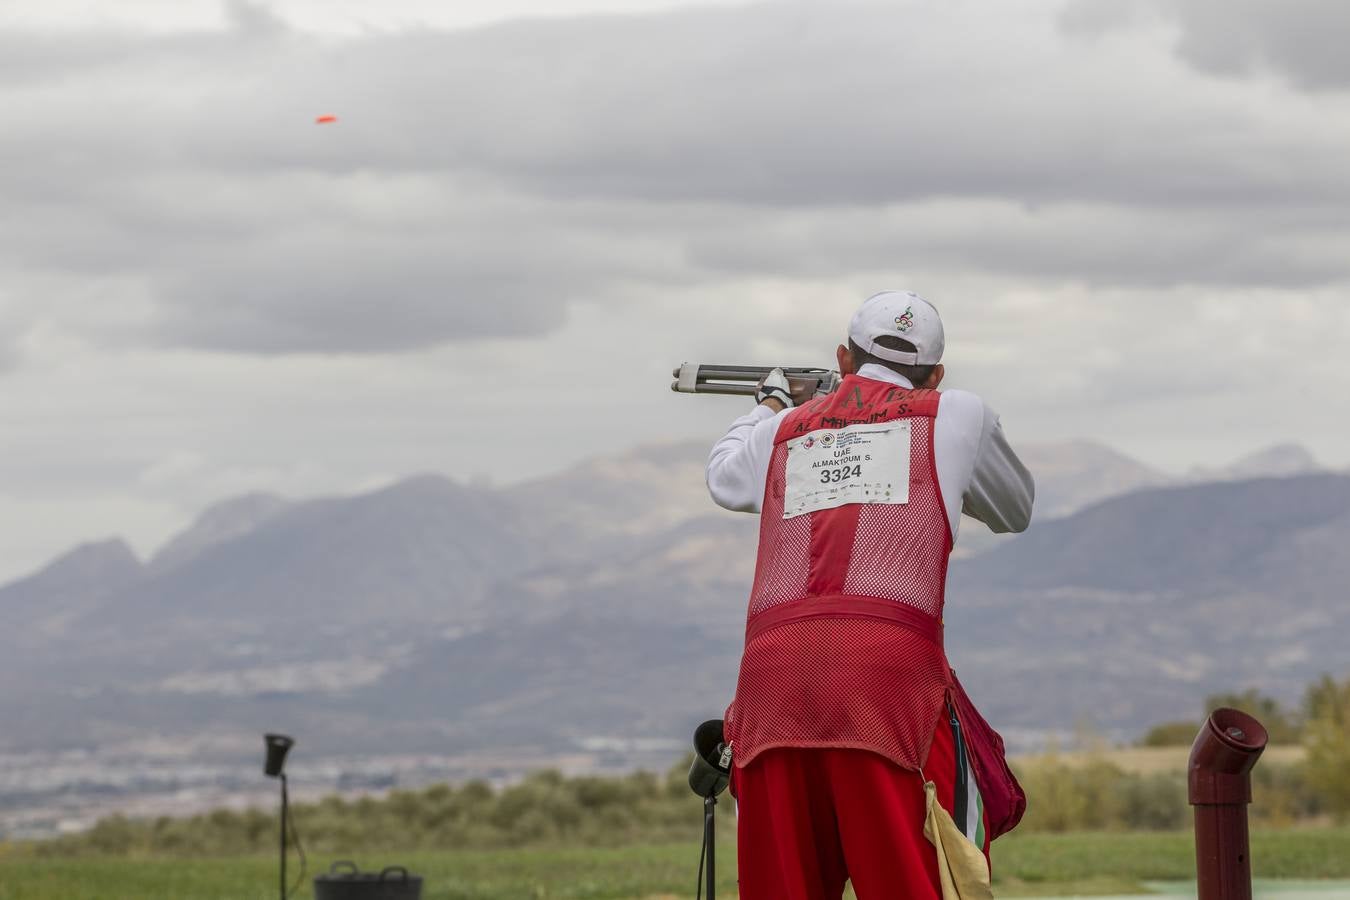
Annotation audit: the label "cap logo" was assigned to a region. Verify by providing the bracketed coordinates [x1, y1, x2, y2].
[895, 306, 915, 333]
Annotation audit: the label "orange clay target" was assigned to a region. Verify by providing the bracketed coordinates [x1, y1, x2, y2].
[315, 115, 338, 124]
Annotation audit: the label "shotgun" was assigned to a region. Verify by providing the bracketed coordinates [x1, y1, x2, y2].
[671, 364, 842, 398]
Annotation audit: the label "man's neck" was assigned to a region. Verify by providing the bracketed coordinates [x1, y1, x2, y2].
[855, 363, 915, 390]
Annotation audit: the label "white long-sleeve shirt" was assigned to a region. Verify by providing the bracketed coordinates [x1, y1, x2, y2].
[706, 364, 1035, 540]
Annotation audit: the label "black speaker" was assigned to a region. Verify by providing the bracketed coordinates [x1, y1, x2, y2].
[264, 733, 294, 778]
[687, 719, 732, 799]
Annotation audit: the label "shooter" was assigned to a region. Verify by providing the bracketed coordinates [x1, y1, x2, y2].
[699, 291, 1035, 899]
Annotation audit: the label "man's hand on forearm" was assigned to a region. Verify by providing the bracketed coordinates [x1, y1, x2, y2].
[756, 369, 818, 412]
[756, 368, 794, 411]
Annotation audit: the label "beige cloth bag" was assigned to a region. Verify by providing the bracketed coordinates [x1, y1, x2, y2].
[922, 780, 995, 900]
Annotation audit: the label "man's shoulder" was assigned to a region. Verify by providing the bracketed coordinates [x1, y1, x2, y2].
[936, 388, 989, 423]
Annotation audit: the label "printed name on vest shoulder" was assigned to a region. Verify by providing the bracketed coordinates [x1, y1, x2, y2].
[781, 385, 937, 438]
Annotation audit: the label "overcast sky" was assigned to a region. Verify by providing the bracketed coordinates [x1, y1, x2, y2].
[3, 0, 1350, 582]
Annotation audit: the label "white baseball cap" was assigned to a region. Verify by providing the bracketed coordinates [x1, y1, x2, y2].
[847, 290, 944, 366]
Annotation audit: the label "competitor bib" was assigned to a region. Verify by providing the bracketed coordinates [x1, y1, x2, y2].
[783, 420, 911, 519]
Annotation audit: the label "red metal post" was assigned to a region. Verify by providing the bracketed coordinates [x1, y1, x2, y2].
[1188, 708, 1268, 900]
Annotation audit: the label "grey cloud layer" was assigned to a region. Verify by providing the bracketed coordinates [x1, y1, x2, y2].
[1063, 0, 1350, 91]
[4, 0, 1350, 354]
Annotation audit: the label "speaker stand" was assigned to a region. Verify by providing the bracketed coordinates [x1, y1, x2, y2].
[703, 795, 717, 900]
[278, 773, 289, 900]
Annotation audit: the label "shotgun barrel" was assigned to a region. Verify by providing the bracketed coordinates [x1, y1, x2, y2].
[671, 364, 841, 397]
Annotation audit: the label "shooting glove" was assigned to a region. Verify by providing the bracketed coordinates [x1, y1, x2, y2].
[756, 367, 795, 409]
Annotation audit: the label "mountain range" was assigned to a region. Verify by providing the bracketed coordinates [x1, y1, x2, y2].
[1, 439, 1344, 773]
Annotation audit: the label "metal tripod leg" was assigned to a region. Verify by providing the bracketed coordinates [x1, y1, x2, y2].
[279, 774, 289, 900]
[704, 795, 717, 900]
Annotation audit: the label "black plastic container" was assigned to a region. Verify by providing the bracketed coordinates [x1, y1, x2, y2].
[313, 861, 423, 900]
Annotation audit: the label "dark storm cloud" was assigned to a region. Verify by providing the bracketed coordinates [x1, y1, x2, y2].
[3, 0, 1350, 354]
[1062, 0, 1350, 91]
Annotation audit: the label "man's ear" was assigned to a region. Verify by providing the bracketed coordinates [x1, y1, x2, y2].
[924, 364, 945, 390]
[836, 343, 855, 376]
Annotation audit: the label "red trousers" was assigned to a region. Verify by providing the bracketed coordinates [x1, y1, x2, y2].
[733, 712, 989, 900]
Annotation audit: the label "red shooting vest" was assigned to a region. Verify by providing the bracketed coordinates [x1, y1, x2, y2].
[724, 374, 1026, 839]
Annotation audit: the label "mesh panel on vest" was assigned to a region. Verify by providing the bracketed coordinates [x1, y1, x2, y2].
[747, 443, 812, 615]
[841, 417, 948, 617]
[727, 616, 951, 771]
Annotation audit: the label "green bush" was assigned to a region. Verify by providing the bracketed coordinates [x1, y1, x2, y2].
[1139, 720, 1201, 747]
[1014, 752, 1314, 833]
[1118, 773, 1189, 831]
[1304, 673, 1350, 821]
[1015, 755, 1134, 832]
[32, 762, 720, 859]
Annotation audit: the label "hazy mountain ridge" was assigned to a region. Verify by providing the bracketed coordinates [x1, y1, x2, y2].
[946, 472, 1350, 730]
[0, 439, 1344, 765]
[962, 473, 1350, 593]
[503, 440, 715, 564]
[149, 493, 292, 574]
[1013, 440, 1169, 520]
[0, 539, 143, 638]
[1187, 443, 1325, 484]
[80, 475, 525, 638]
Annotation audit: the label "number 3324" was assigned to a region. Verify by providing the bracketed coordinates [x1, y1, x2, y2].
[819, 465, 863, 484]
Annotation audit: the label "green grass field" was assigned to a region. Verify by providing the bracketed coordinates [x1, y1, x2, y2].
[2, 828, 1347, 899]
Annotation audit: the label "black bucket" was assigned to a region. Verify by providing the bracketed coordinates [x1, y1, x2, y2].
[313, 861, 423, 900]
